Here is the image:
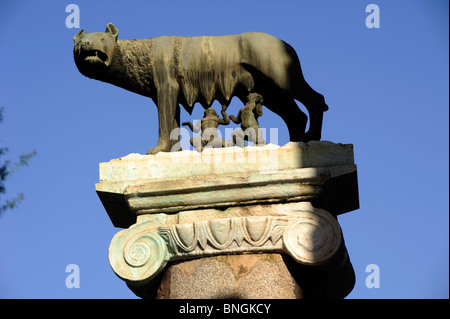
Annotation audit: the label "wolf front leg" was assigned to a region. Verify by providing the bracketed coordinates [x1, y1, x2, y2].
[147, 82, 180, 155]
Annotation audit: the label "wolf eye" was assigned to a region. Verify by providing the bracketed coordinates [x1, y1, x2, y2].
[101, 38, 106, 43]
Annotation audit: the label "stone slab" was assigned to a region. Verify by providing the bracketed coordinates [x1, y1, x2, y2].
[97, 141, 354, 192]
[124, 167, 328, 214]
[96, 141, 358, 228]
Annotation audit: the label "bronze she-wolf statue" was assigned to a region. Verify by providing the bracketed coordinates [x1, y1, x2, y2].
[73, 23, 328, 154]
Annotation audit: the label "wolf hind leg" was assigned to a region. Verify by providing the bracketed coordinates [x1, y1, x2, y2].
[264, 94, 308, 142]
[293, 81, 328, 142]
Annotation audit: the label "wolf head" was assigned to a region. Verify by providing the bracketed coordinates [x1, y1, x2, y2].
[73, 23, 119, 79]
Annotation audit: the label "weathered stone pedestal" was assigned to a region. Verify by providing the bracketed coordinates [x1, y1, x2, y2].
[96, 141, 359, 298]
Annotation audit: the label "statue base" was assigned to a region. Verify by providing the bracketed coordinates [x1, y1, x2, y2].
[96, 142, 359, 298]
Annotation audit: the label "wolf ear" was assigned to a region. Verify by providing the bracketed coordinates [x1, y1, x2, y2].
[105, 23, 119, 42]
[73, 29, 86, 42]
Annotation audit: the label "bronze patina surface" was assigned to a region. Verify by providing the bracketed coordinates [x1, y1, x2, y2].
[73, 23, 328, 154]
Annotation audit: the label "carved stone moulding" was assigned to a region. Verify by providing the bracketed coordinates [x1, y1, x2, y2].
[96, 141, 359, 228]
[125, 167, 328, 214]
[109, 202, 342, 285]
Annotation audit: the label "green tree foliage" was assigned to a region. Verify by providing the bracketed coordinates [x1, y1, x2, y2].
[0, 108, 37, 215]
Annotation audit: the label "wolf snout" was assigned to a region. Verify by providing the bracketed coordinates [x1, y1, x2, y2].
[81, 38, 93, 50]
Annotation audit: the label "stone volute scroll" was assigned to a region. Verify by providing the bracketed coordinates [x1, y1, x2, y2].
[109, 203, 344, 284]
[75, 23, 359, 299]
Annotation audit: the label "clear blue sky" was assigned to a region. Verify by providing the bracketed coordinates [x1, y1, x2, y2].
[0, 0, 448, 299]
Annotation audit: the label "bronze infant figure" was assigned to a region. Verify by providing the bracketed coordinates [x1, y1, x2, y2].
[182, 106, 230, 151]
[230, 93, 266, 147]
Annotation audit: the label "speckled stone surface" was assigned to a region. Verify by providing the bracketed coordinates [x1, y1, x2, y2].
[156, 254, 302, 299]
